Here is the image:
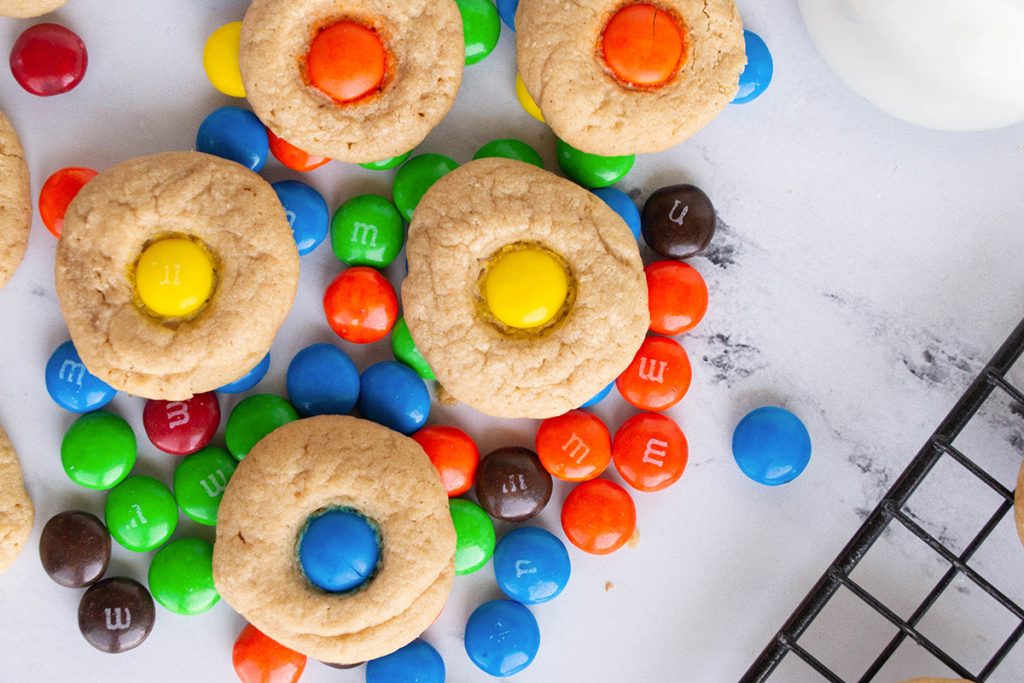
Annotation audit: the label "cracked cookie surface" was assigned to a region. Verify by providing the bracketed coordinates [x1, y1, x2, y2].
[55, 151, 298, 400]
[0, 111, 31, 289]
[403, 158, 649, 419]
[240, 0, 464, 163]
[516, 0, 746, 156]
[213, 415, 455, 664]
[0, 424, 33, 574]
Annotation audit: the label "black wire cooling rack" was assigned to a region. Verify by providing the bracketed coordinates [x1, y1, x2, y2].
[742, 317, 1024, 682]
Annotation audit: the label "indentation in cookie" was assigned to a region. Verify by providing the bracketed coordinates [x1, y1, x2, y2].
[296, 506, 382, 594]
[598, 3, 690, 89]
[130, 234, 219, 325]
[302, 15, 394, 106]
[474, 241, 577, 338]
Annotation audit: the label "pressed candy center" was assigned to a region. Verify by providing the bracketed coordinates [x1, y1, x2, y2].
[298, 508, 380, 593]
[307, 20, 387, 103]
[134, 237, 215, 319]
[601, 4, 686, 87]
[483, 246, 570, 330]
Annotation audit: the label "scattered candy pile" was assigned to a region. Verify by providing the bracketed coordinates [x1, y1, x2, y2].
[20, 5, 809, 682]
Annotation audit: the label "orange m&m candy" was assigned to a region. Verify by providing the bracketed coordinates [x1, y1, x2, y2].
[613, 412, 688, 492]
[39, 166, 98, 238]
[616, 336, 692, 411]
[307, 21, 387, 103]
[561, 478, 636, 555]
[646, 261, 708, 335]
[601, 4, 686, 87]
[267, 129, 330, 172]
[323, 267, 398, 344]
[412, 425, 480, 497]
[535, 409, 612, 482]
[232, 624, 306, 683]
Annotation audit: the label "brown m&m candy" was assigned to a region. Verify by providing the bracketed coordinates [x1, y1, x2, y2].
[39, 510, 110, 588]
[475, 447, 553, 522]
[78, 577, 155, 653]
[641, 184, 717, 260]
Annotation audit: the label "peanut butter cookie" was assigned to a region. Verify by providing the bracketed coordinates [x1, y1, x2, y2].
[403, 158, 649, 419]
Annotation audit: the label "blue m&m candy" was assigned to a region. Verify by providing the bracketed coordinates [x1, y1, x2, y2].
[465, 600, 540, 677]
[493, 527, 570, 605]
[357, 361, 430, 435]
[366, 639, 445, 683]
[732, 406, 811, 485]
[196, 106, 269, 171]
[46, 340, 116, 413]
[497, 0, 518, 29]
[733, 30, 773, 104]
[272, 180, 329, 255]
[581, 382, 614, 409]
[286, 344, 359, 416]
[298, 508, 379, 593]
[592, 187, 641, 239]
[217, 353, 270, 394]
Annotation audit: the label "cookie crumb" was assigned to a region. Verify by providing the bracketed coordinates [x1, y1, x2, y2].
[628, 527, 640, 548]
[604, 581, 614, 592]
[436, 384, 458, 406]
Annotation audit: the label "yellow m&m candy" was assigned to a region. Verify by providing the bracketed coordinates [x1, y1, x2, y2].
[515, 74, 545, 124]
[136, 238, 215, 318]
[203, 22, 246, 98]
[484, 247, 568, 329]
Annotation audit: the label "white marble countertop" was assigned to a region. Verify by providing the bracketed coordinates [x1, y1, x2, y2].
[1, 1, 1022, 681]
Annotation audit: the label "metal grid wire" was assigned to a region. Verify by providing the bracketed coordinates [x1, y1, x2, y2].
[742, 318, 1024, 682]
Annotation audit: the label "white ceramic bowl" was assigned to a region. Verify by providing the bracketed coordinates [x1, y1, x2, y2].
[799, 0, 1024, 131]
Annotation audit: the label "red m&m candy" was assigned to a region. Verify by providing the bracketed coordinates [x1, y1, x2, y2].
[267, 129, 330, 172]
[39, 167, 98, 238]
[535, 409, 612, 482]
[143, 392, 220, 456]
[412, 425, 479, 497]
[612, 413, 688, 492]
[233, 624, 306, 683]
[646, 261, 708, 335]
[561, 478, 636, 555]
[10, 23, 88, 97]
[323, 267, 398, 344]
[616, 336, 692, 411]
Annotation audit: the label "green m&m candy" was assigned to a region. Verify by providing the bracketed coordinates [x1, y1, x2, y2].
[173, 446, 237, 526]
[456, 0, 501, 65]
[225, 394, 299, 460]
[556, 138, 635, 189]
[105, 476, 178, 552]
[391, 318, 435, 381]
[148, 538, 219, 615]
[359, 151, 411, 171]
[393, 154, 459, 222]
[331, 195, 404, 268]
[61, 412, 136, 490]
[473, 139, 544, 169]
[450, 499, 495, 575]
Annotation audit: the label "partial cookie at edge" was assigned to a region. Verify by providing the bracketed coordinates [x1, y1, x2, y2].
[0, 0, 66, 18]
[0, 111, 31, 289]
[1016, 459, 1024, 548]
[516, 0, 746, 155]
[0, 425, 34, 573]
[239, 0, 464, 163]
